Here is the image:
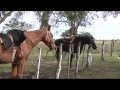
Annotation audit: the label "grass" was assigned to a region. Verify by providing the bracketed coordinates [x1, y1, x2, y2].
[1, 40, 120, 79]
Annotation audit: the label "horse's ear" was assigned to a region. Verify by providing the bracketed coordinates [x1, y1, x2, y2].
[47, 25, 51, 31]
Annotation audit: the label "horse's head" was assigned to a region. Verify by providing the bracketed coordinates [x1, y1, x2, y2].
[90, 38, 97, 50]
[42, 25, 56, 50]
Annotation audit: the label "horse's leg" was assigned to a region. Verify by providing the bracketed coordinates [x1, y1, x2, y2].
[70, 53, 74, 69]
[12, 63, 18, 79]
[80, 45, 84, 54]
[62, 51, 66, 58]
[17, 59, 25, 79]
[56, 48, 59, 61]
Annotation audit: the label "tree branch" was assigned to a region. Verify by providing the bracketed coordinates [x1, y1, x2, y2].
[0, 11, 13, 24]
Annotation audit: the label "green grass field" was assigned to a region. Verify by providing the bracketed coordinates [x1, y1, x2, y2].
[1, 40, 120, 79]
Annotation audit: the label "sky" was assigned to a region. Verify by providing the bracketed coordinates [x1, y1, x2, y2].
[50, 15, 120, 40]
[79, 15, 120, 40]
[1, 12, 120, 40]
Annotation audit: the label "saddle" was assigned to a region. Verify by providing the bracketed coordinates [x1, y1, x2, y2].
[0, 30, 26, 62]
[0, 29, 26, 49]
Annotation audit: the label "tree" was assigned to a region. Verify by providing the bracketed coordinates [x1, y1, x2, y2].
[1, 11, 120, 34]
[56, 11, 98, 37]
[0, 11, 13, 24]
[2, 17, 33, 33]
[61, 29, 70, 37]
[0, 11, 30, 32]
[101, 11, 120, 19]
[1, 11, 53, 33]
[33, 11, 53, 28]
[59, 11, 120, 38]
[51, 11, 99, 36]
[0, 11, 28, 24]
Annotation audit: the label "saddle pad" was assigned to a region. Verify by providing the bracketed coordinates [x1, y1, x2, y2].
[0, 33, 13, 49]
[7, 29, 26, 46]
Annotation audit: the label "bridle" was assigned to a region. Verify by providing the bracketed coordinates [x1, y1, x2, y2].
[25, 29, 52, 49]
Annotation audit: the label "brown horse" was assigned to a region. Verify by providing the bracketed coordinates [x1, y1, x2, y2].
[0, 25, 56, 79]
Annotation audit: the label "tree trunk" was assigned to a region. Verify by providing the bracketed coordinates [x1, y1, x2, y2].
[40, 11, 52, 29]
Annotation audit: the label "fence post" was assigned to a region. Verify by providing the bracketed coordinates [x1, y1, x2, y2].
[67, 44, 72, 79]
[82, 45, 86, 69]
[110, 39, 114, 56]
[75, 42, 81, 78]
[101, 40, 105, 61]
[86, 44, 92, 68]
[55, 43, 63, 79]
[36, 48, 42, 79]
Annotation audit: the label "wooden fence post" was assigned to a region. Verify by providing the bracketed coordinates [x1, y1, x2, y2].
[101, 40, 105, 61]
[55, 43, 63, 79]
[75, 42, 81, 78]
[86, 44, 92, 68]
[82, 45, 86, 69]
[36, 48, 42, 79]
[110, 39, 114, 56]
[67, 44, 72, 79]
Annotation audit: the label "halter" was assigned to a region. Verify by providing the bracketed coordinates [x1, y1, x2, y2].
[45, 30, 51, 41]
[25, 29, 51, 49]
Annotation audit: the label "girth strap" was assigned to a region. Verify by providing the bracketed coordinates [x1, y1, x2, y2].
[11, 47, 17, 62]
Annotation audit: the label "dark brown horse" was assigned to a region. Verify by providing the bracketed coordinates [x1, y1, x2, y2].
[54, 34, 97, 68]
[0, 25, 56, 79]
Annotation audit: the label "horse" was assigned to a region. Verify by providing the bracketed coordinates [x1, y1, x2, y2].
[0, 25, 56, 79]
[54, 34, 97, 68]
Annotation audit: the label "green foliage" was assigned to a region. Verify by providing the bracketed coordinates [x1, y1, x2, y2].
[33, 11, 53, 28]
[61, 30, 94, 39]
[61, 29, 70, 37]
[0, 11, 13, 24]
[1, 11, 120, 34]
[0, 11, 27, 24]
[54, 11, 99, 36]
[101, 11, 120, 20]
[2, 17, 33, 33]
[40, 11, 52, 28]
